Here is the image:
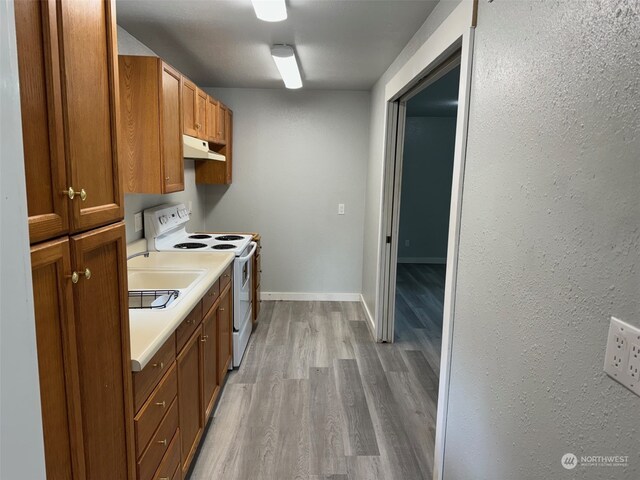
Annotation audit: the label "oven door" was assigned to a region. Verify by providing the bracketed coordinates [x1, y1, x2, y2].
[233, 242, 257, 332]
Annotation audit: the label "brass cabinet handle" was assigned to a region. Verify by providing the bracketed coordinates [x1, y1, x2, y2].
[155, 401, 166, 408]
[157, 438, 167, 446]
[201, 335, 208, 343]
[165, 176, 170, 181]
[152, 361, 164, 369]
[219, 308, 225, 312]
[68, 268, 91, 284]
[63, 187, 87, 201]
[223, 274, 230, 278]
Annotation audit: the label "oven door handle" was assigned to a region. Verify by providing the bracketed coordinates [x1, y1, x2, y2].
[236, 242, 257, 265]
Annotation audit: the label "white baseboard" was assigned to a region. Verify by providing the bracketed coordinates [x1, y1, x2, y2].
[397, 256, 446, 264]
[359, 294, 376, 336]
[261, 292, 361, 302]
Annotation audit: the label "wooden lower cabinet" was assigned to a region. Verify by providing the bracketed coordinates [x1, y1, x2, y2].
[217, 286, 233, 383]
[69, 222, 135, 479]
[177, 327, 205, 477]
[202, 304, 219, 420]
[30, 222, 135, 480]
[30, 237, 85, 479]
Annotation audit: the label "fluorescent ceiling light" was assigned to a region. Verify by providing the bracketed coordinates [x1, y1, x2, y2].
[271, 45, 302, 89]
[252, 0, 287, 22]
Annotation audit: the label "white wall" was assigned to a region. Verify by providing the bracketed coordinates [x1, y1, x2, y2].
[117, 26, 206, 243]
[361, 0, 462, 324]
[203, 88, 370, 297]
[398, 116, 456, 262]
[0, 0, 47, 476]
[443, 1, 640, 478]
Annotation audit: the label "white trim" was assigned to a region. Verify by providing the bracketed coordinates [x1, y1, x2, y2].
[260, 292, 361, 302]
[359, 294, 376, 336]
[374, 3, 476, 480]
[397, 257, 447, 264]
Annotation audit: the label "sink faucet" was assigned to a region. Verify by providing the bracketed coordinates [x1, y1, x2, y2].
[127, 251, 150, 261]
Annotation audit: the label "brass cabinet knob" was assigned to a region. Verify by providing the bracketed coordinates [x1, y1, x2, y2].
[68, 268, 90, 283]
[63, 187, 87, 201]
[155, 401, 166, 408]
[165, 176, 170, 181]
[152, 361, 164, 369]
[157, 438, 167, 446]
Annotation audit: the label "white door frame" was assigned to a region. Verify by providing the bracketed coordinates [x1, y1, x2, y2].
[376, 4, 476, 478]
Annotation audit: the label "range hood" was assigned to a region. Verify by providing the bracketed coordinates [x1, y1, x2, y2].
[183, 135, 225, 162]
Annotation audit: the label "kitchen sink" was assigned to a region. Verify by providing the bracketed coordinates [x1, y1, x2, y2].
[127, 269, 204, 291]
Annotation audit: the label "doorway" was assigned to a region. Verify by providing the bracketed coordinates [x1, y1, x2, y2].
[394, 61, 460, 377]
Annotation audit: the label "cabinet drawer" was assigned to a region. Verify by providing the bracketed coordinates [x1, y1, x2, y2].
[134, 334, 176, 413]
[202, 280, 220, 316]
[151, 428, 180, 480]
[220, 264, 232, 290]
[137, 398, 179, 480]
[176, 301, 203, 353]
[135, 363, 178, 458]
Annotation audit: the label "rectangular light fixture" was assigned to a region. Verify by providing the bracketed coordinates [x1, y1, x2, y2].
[271, 45, 302, 89]
[252, 0, 287, 22]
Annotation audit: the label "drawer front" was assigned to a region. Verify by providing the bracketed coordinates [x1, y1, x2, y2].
[176, 301, 203, 353]
[134, 334, 176, 413]
[135, 363, 178, 458]
[151, 428, 180, 480]
[202, 279, 220, 316]
[137, 398, 179, 480]
[220, 264, 232, 290]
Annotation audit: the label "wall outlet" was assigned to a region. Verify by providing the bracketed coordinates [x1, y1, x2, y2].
[604, 316, 640, 397]
[134, 212, 143, 233]
[338, 203, 345, 215]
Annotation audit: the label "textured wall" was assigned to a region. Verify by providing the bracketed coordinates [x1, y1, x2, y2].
[361, 0, 462, 324]
[0, 0, 47, 476]
[443, 1, 640, 478]
[117, 26, 207, 243]
[398, 116, 456, 261]
[203, 88, 370, 295]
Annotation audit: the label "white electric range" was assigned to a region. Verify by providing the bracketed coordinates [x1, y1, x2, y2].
[143, 203, 256, 367]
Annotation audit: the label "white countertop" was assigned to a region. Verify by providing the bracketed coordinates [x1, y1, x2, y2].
[127, 248, 234, 372]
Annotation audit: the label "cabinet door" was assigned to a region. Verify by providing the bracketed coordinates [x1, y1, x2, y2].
[160, 62, 184, 193]
[196, 88, 207, 140]
[216, 102, 227, 143]
[177, 328, 204, 476]
[217, 287, 232, 384]
[30, 237, 85, 480]
[69, 222, 135, 480]
[202, 307, 219, 420]
[58, 0, 124, 233]
[15, 0, 69, 243]
[206, 96, 217, 143]
[181, 76, 198, 137]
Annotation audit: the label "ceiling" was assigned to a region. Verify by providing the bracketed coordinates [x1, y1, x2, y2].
[406, 65, 460, 117]
[116, 0, 439, 90]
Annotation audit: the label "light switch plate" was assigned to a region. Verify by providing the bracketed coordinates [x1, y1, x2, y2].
[134, 212, 143, 233]
[604, 316, 640, 397]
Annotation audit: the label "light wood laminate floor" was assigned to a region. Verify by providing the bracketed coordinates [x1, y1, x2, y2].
[190, 265, 444, 480]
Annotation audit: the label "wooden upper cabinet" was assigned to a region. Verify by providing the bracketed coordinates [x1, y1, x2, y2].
[205, 95, 217, 143]
[57, 0, 124, 233]
[215, 102, 227, 144]
[181, 76, 198, 137]
[15, 0, 69, 244]
[196, 88, 207, 140]
[69, 222, 135, 480]
[118, 56, 184, 194]
[30, 237, 86, 479]
[195, 105, 233, 185]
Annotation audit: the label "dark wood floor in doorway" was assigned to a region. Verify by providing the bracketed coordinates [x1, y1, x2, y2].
[190, 270, 443, 480]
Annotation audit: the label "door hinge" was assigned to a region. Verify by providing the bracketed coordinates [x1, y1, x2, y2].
[386, 235, 392, 244]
